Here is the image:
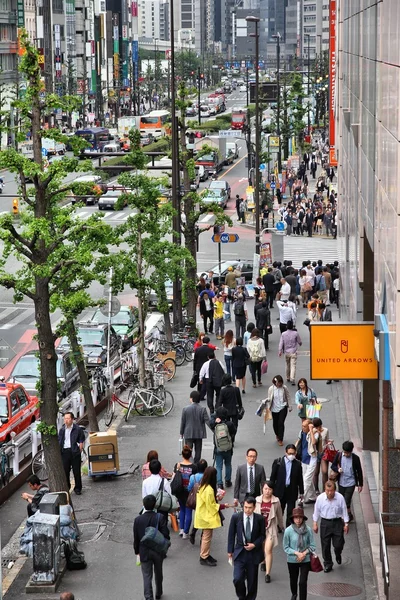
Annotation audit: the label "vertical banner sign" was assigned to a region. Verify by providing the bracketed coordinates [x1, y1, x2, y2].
[329, 0, 337, 166]
[17, 0, 25, 56]
[113, 14, 120, 85]
[132, 40, 139, 80]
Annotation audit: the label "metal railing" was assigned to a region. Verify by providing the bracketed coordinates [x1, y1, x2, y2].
[379, 513, 390, 599]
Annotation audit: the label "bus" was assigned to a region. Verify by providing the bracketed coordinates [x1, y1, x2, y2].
[139, 111, 171, 139]
[75, 127, 110, 154]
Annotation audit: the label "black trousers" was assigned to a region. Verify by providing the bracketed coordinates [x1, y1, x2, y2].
[141, 549, 164, 600]
[279, 322, 288, 334]
[266, 291, 274, 308]
[339, 484, 356, 511]
[272, 406, 288, 442]
[235, 317, 246, 339]
[202, 310, 214, 334]
[185, 438, 203, 464]
[320, 518, 345, 568]
[206, 381, 221, 413]
[249, 361, 262, 385]
[233, 551, 259, 600]
[280, 489, 297, 527]
[61, 449, 82, 492]
[288, 561, 310, 600]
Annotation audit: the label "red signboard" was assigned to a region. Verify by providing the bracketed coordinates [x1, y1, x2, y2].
[329, 0, 337, 166]
[131, 1, 137, 16]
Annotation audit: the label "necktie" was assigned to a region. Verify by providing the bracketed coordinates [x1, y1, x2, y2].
[249, 467, 254, 494]
[245, 516, 251, 543]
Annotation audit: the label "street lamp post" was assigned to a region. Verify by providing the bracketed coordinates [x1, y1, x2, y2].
[305, 33, 311, 134]
[246, 15, 261, 255]
[197, 66, 202, 125]
[272, 33, 282, 173]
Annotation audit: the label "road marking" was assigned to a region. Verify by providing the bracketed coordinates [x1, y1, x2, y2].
[216, 153, 246, 180]
[239, 177, 247, 182]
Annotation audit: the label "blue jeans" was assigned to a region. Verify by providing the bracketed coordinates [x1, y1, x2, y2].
[179, 499, 193, 534]
[224, 354, 234, 378]
[215, 450, 232, 486]
[224, 301, 231, 322]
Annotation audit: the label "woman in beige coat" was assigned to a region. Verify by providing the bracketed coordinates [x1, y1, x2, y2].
[255, 480, 284, 584]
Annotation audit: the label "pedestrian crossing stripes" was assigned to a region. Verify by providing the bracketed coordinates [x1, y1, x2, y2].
[76, 210, 130, 222]
[283, 236, 344, 267]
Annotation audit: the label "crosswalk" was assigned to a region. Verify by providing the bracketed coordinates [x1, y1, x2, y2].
[0, 302, 94, 331]
[283, 235, 344, 267]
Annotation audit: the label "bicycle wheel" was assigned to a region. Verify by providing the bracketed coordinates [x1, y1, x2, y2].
[156, 388, 174, 416]
[121, 358, 131, 383]
[125, 389, 136, 421]
[32, 450, 48, 482]
[104, 395, 115, 427]
[134, 389, 157, 416]
[161, 358, 176, 381]
[184, 341, 194, 362]
[173, 344, 186, 367]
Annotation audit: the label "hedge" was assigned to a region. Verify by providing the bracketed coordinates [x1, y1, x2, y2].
[99, 137, 171, 168]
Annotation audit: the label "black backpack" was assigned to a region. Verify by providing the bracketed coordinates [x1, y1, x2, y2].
[63, 539, 87, 570]
[234, 301, 245, 316]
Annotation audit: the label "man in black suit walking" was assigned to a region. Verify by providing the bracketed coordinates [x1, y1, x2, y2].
[193, 336, 212, 400]
[270, 444, 304, 526]
[234, 448, 266, 505]
[228, 497, 266, 600]
[133, 495, 170, 600]
[262, 267, 275, 308]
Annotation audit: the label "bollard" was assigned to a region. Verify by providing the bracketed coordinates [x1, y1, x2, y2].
[71, 391, 79, 418]
[31, 422, 39, 457]
[79, 393, 84, 419]
[13, 440, 20, 476]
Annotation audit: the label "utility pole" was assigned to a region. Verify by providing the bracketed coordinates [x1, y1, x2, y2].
[305, 33, 311, 135]
[246, 15, 261, 255]
[170, 0, 182, 329]
[246, 64, 249, 106]
[273, 33, 282, 173]
[197, 67, 201, 125]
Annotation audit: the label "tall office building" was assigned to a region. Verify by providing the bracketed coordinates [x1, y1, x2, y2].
[194, 0, 215, 55]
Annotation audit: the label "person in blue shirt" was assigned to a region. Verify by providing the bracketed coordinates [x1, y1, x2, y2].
[187, 459, 208, 545]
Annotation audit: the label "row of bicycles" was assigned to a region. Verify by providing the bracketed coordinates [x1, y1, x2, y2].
[104, 325, 197, 425]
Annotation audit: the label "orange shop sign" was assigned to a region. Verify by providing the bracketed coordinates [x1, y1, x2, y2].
[310, 322, 378, 380]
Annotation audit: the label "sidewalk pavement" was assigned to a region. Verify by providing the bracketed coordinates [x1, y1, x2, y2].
[2, 299, 378, 600]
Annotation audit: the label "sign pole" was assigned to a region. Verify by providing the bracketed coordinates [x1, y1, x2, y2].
[107, 267, 113, 371]
[218, 241, 222, 286]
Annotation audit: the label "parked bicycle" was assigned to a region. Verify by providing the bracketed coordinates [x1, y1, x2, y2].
[92, 366, 109, 397]
[125, 385, 174, 420]
[149, 326, 186, 366]
[0, 440, 13, 488]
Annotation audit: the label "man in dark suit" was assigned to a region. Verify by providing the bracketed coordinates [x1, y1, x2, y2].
[305, 208, 314, 237]
[270, 444, 304, 526]
[262, 267, 275, 308]
[193, 336, 212, 399]
[234, 448, 266, 505]
[207, 353, 225, 413]
[58, 412, 85, 495]
[319, 303, 332, 321]
[228, 497, 266, 600]
[180, 390, 210, 463]
[133, 494, 170, 600]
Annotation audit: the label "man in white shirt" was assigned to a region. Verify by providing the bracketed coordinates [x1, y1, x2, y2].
[276, 299, 296, 334]
[313, 480, 349, 572]
[279, 278, 291, 301]
[142, 460, 172, 500]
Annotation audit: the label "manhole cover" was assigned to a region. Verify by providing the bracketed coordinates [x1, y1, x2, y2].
[308, 583, 363, 597]
[78, 521, 107, 543]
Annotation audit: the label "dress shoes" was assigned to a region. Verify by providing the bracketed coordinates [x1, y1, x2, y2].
[324, 566, 333, 573]
[261, 563, 266, 572]
[336, 555, 342, 565]
[200, 557, 216, 567]
[74, 490, 82, 495]
[265, 574, 271, 583]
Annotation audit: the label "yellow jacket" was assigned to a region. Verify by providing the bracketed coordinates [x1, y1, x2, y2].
[194, 485, 222, 530]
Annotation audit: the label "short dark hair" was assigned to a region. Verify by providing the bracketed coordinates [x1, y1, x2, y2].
[342, 440, 354, 453]
[222, 373, 232, 386]
[190, 390, 200, 403]
[261, 480, 275, 491]
[215, 406, 228, 420]
[286, 321, 294, 330]
[236, 337, 243, 346]
[26, 474, 41, 486]
[246, 448, 257, 456]
[203, 336, 210, 344]
[149, 459, 161, 475]
[64, 411, 75, 420]
[286, 443, 296, 452]
[143, 494, 157, 511]
[247, 322, 255, 333]
[208, 351, 215, 359]
[313, 417, 322, 428]
[197, 459, 208, 473]
[244, 496, 256, 506]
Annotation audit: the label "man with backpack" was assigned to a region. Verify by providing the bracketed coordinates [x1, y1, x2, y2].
[233, 294, 248, 339]
[210, 407, 237, 489]
[133, 494, 170, 600]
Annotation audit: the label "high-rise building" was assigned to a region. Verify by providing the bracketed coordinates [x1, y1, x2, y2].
[194, 0, 215, 55]
[138, 0, 169, 40]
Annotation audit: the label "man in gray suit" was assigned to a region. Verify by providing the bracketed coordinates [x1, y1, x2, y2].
[234, 448, 266, 505]
[179, 390, 210, 463]
[319, 303, 332, 321]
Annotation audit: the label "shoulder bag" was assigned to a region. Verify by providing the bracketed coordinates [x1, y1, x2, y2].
[309, 551, 323, 573]
[186, 482, 200, 510]
[322, 443, 337, 463]
[141, 513, 171, 557]
[237, 406, 245, 420]
[155, 478, 179, 513]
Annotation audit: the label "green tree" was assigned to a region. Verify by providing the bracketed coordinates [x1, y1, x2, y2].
[0, 32, 112, 491]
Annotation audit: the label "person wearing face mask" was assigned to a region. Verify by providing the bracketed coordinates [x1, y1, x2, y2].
[270, 444, 304, 527]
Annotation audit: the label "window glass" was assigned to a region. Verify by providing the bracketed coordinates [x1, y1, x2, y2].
[10, 393, 20, 416]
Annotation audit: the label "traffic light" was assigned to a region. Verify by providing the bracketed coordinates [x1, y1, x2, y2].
[188, 132, 195, 145]
[12, 198, 19, 215]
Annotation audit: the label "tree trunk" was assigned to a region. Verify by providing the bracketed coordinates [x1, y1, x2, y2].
[136, 222, 146, 387]
[65, 318, 99, 432]
[184, 211, 198, 323]
[36, 277, 69, 493]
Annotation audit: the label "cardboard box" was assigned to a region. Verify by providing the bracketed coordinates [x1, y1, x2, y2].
[89, 431, 119, 472]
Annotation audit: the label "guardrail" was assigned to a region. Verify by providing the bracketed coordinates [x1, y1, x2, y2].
[379, 513, 390, 598]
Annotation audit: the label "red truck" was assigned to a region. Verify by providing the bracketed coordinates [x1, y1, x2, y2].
[231, 107, 248, 130]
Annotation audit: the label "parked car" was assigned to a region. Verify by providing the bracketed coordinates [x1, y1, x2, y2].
[98, 188, 128, 210]
[200, 189, 227, 209]
[71, 175, 105, 205]
[197, 165, 209, 182]
[200, 105, 211, 117]
[197, 259, 254, 285]
[59, 322, 122, 368]
[186, 106, 197, 117]
[209, 179, 231, 200]
[0, 381, 40, 444]
[140, 133, 155, 146]
[148, 280, 174, 308]
[239, 84, 247, 92]
[90, 306, 139, 350]
[8, 350, 80, 400]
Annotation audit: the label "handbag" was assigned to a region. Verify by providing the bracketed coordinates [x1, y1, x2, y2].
[261, 359, 268, 375]
[310, 552, 323, 573]
[303, 318, 311, 327]
[263, 407, 272, 422]
[155, 478, 179, 513]
[170, 469, 184, 497]
[141, 513, 171, 557]
[266, 324, 273, 335]
[186, 482, 200, 510]
[329, 468, 339, 482]
[237, 406, 245, 420]
[306, 401, 321, 419]
[322, 443, 338, 463]
[190, 372, 199, 388]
